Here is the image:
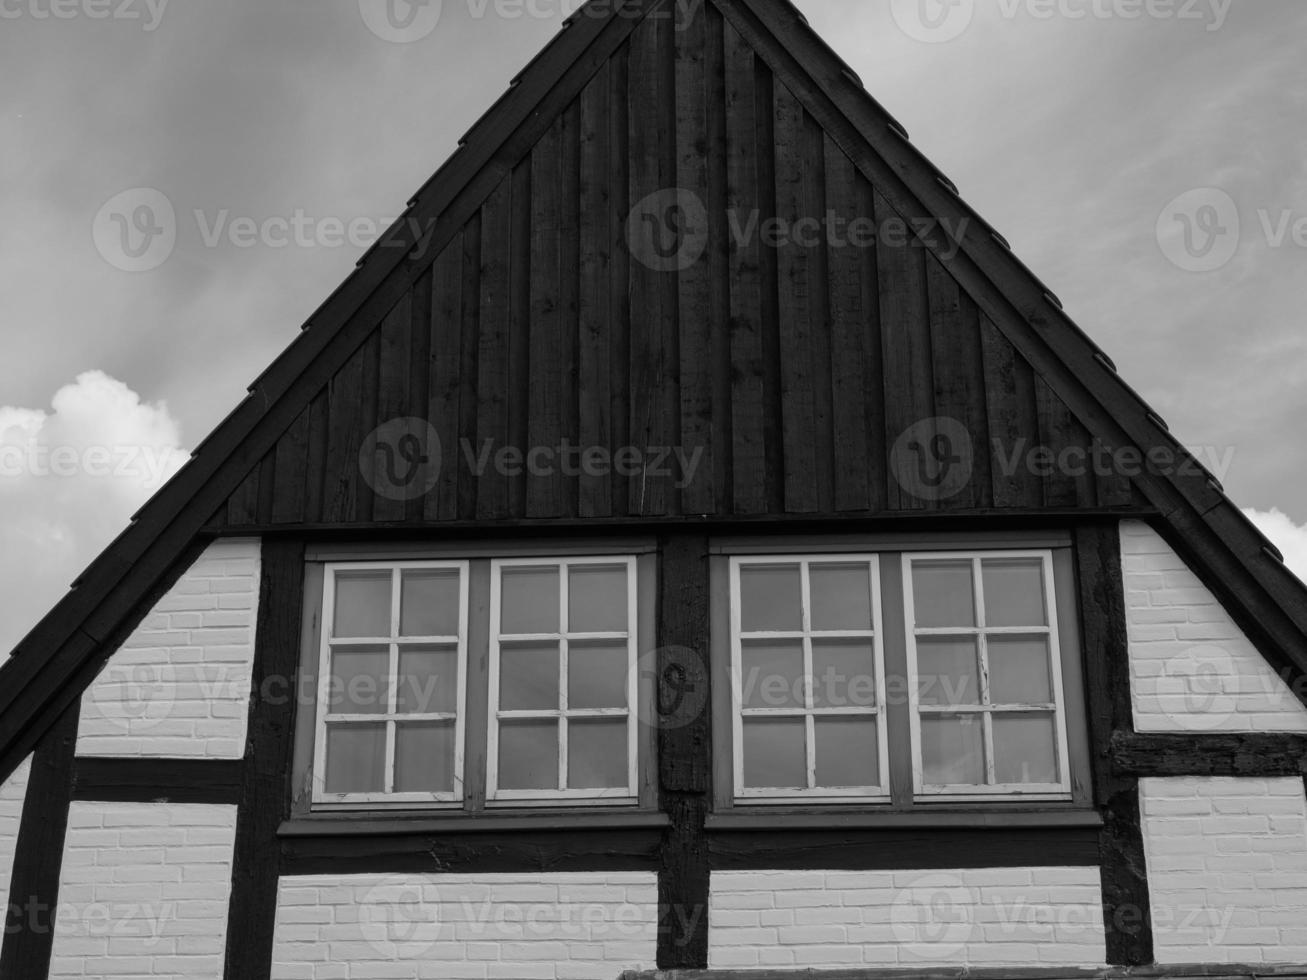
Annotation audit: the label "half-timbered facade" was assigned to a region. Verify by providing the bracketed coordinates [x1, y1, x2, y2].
[3, 0, 1306, 976]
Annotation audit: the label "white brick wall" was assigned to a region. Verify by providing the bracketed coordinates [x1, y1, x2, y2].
[271, 872, 658, 980]
[1140, 776, 1307, 963]
[1121, 521, 1307, 732]
[708, 868, 1105, 968]
[0, 757, 32, 917]
[78, 538, 261, 758]
[49, 801, 238, 979]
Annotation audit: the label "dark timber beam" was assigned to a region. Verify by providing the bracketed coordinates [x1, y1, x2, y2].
[223, 538, 305, 980]
[0, 704, 77, 980]
[1075, 524, 1153, 966]
[656, 533, 713, 969]
[71, 757, 243, 804]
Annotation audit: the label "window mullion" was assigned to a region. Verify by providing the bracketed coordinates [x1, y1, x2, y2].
[558, 561, 569, 792]
[973, 558, 996, 786]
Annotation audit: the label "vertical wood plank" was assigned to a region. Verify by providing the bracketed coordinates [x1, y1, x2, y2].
[458, 211, 483, 521]
[627, 14, 673, 517]
[508, 160, 533, 519]
[608, 46, 632, 518]
[477, 180, 513, 522]
[406, 267, 434, 524]
[704, 2, 732, 516]
[270, 408, 309, 525]
[352, 329, 381, 523]
[979, 311, 1044, 509]
[724, 21, 766, 516]
[676, 0, 716, 515]
[824, 137, 872, 513]
[875, 189, 934, 511]
[773, 79, 819, 514]
[427, 238, 464, 522]
[926, 252, 989, 510]
[373, 293, 413, 524]
[579, 65, 613, 519]
[856, 171, 888, 515]
[303, 389, 329, 524]
[527, 116, 565, 519]
[1037, 376, 1097, 510]
[559, 101, 582, 520]
[321, 350, 365, 524]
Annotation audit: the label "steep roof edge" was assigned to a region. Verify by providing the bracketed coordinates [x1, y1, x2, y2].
[715, 0, 1307, 658]
[0, 0, 665, 779]
[0, 0, 1303, 781]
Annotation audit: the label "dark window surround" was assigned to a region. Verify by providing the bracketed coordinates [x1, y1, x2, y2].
[288, 540, 660, 821]
[709, 530, 1095, 816]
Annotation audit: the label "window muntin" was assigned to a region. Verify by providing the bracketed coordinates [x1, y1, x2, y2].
[903, 551, 1071, 799]
[313, 561, 469, 805]
[729, 556, 889, 802]
[487, 557, 639, 802]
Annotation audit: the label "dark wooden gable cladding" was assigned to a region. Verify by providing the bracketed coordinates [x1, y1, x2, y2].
[213, 4, 1137, 530]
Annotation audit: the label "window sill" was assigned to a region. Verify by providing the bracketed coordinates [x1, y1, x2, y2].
[706, 806, 1103, 831]
[279, 808, 669, 838]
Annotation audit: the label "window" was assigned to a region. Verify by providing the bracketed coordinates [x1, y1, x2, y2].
[729, 557, 889, 802]
[313, 562, 469, 805]
[488, 558, 639, 801]
[299, 547, 654, 812]
[716, 539, 1087, 808]
[904, 552, 1070, 800]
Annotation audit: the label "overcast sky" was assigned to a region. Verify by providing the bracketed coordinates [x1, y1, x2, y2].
[1, 0, 1305, 654]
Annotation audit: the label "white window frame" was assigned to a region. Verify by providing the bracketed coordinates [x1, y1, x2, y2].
[729, 555, 890, 804]
[312, 560, 470, 807]
[486, 556, 640, 804]
[902, 550, 1072, 801]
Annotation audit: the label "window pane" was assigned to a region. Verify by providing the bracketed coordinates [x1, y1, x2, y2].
[739, 639, 804, 709]
[811, 638, 877, 709]
[982, 559, 1047, 627]
[739, 564, 802, 631]
[741, 717, 807, 789]
[920, 713, 985, 785]
[500, 566, 559, 634]
[910, 561, 975, 628]
[814, 716, 879, 787]
[567, 718, 629, 789]
[993, 713, 1059, 785]
[393, 721, 455, 793]
[399, 568, 461, 637]
[499, 642, 560, 711]
[568, 641, 628, 710]
[332, 571, 392, 638]
[915, 637, 980, 708]
[568, 565, 629, 633]
[396, 645, 458, 714]
[809, 563, 874, 631]
[324, 722, 386, 794]
[498, 719, 559, 790]
[327, 645, 389, 714]
[988, 636, 1053, 705]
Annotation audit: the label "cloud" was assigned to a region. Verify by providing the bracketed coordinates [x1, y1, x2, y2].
[1244, 508, 1307, 587]
[0, 372, 190, 656]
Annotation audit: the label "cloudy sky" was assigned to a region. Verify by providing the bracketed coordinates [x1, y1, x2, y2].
[1, 0, 1305, 654]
